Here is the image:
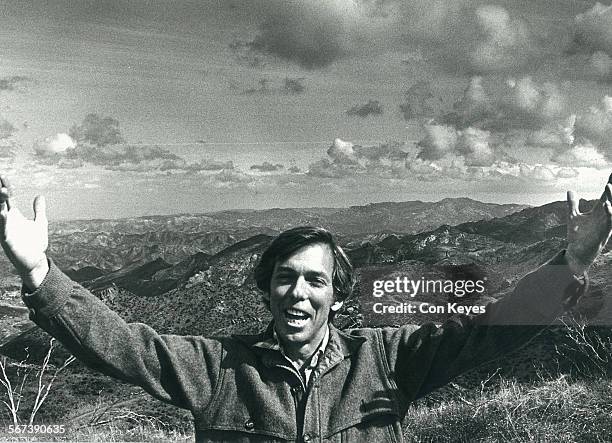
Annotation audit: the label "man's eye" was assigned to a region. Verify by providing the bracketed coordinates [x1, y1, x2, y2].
[309, 279, 327, 287]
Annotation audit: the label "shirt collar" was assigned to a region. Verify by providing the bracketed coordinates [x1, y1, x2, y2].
[252, 323, 330, 369]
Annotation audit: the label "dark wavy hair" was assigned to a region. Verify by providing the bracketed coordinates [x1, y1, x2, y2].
[254, 226, 354, 318]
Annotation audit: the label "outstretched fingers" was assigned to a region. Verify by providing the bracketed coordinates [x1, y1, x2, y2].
[605, 200, 612, 217]
[599, 183, 612, 202]
[597, 184, 612, 240]
[595, 184, 612, 222]
[0, 176, 10, 212]
[33, 196, 47, 226]
[604, 198, 612, 232]
[567, 190, 580, 217]
[0, 189, 9, 220]
[0, 190, 7, 217]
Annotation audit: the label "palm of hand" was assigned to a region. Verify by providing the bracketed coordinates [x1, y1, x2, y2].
[1, 207, 48, 275]
[567, 193, 612, 274]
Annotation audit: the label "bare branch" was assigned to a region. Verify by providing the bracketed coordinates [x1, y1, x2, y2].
[29, 339, 75, 425]
[0, 357, 18, 425]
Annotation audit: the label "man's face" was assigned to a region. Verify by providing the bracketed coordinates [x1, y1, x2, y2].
[266, 243, 343, 347]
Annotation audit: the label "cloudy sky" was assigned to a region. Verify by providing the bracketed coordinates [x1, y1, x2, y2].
[1, 0, 612, 220]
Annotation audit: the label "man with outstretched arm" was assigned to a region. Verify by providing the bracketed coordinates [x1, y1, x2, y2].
[0, 175, 611, 442]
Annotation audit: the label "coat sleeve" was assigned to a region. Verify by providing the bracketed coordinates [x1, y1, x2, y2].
[21, 259, 222, 413]
[380, 250, 587, 401]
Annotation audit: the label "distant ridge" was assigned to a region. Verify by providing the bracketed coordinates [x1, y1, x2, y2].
[8, 196, 610, 365]
[0, 198, 529, 294]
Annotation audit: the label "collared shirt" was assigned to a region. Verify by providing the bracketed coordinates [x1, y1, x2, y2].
[253, 324, 330, 388]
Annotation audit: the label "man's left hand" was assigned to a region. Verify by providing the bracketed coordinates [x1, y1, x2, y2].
[566, 175, 612, 275]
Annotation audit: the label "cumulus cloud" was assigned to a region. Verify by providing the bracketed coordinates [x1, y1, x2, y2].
[326, 137, 409, 167]
[525, 115, 575, 150]
[391, 1, 550, 75]
[33, 133, 76, 156]
[399, 81, 436, 120]
[504, 78, 565, 125]
[552, 143, 608, 168]
[236, 0, 443, 69]
[556, 167, 580, 179]
[327, 138, 359, 164]
[214, 169, 255, 185]
[467, 5, 534, 73]
[353, 141, 409, 162]
[100, 152, 236, 173]
[307, 159, 358, 178]
[571, 96, 612, 162]
[589, 51, 612, 81]
[101, 156, 234, 173]
[573, 3, 612, 56]
[442, 76, 566, 132]
[442, 77, 493, 128]
[518, 164, 556, 181]
[233, 1, 555, 74]
[417, 72, 608, 170]
[416, 124, 458, 161]
[243, 0, 366, 69]
[414, 75, 604, 169]
[304, 135, 586, 184]
[455, 127, 495, 166]
[416, 124, 499, 167]
[69, 144, 180, 166]
[250, 161, 284, 172]
[35, 113, 240, 173]
[511, 164, 579, 181]
[69, 113, 125, 147]
[406, 156, 491, 181]
[308, 138, 411, 178]
[407, 156, 579, 182]
[563, 4, 612, 82]
[32, 137, 230, 173]
[346, 100, 383, 117]
[515, 89, 612, 168]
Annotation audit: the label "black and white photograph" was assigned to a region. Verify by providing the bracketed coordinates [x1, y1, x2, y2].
[1, 1, 612, 441]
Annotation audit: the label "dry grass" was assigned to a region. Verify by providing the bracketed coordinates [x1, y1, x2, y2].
[404, 375, 612, 442]
[404, 322, 612, 442]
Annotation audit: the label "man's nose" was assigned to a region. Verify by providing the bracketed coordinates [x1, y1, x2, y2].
[289, 276, 309, 300]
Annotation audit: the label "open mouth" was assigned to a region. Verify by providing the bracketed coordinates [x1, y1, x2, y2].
[284, 308, 311, 325]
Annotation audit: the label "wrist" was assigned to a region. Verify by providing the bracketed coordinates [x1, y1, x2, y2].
[21, 256, 49, 292]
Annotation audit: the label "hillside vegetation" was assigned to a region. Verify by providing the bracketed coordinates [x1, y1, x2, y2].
[1, 197, 611, 441]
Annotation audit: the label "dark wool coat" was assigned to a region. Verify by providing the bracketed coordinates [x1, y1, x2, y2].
[22, 252, 585, 442]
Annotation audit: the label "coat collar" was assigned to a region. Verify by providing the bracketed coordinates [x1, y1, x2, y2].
[233, 321, 366, 363]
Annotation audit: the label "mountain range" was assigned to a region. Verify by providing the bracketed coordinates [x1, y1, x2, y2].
[2, 195, 611, 433]
[3, 196, 605, 361]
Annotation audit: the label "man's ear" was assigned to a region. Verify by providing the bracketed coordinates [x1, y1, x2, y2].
[331, 301, 343, 312]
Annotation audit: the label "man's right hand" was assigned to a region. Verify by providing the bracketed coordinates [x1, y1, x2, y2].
[0, 177, 49, 290]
